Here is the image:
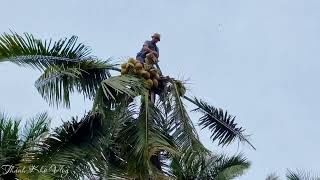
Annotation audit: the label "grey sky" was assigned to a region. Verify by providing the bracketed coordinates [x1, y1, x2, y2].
[1, 0, 319, 179]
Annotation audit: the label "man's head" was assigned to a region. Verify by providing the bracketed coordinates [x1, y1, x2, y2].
[151, 33, 160, 43]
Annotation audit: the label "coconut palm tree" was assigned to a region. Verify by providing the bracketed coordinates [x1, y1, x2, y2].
[0, 32, 255, 179]
[0, 112, 51, 180]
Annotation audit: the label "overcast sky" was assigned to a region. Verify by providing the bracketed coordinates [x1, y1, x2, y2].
[1, 0, 320, 179]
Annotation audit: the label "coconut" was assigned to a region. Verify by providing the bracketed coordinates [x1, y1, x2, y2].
[128, 58, 136, 64]
[126, 62, 135, 69]
[128, 67, 136, 74]
[121, 63, 127, 69]
[137, 69, 143, 76]
[121, 68, 128, 75]
[146, 72, 151, 79]
[149, 69, 157, 77]
[141, 71, 151, 79]
[140, 69, 147, 75]
[146, 79, 154, 87]
[152, 79, 159, 88]
[135, 63, 143, 70]
[154, 73, 160, 80]
[139, 70, 146, 77]
[144, 72, 151, 79]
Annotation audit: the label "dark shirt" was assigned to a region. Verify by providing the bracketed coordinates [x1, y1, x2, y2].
[136, 41, 159, 62]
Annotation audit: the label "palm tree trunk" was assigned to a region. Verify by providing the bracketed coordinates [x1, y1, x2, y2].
[148, 90, 162, 171]
[149, 61, 163, 172]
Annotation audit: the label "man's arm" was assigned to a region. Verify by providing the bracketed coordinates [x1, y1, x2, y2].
[142, 42, 152, 52]
[142, 42, 158, 57]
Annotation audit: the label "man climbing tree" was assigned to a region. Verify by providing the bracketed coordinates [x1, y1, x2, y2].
[136, 33, 162, 103]
[136, 33, 160, 63]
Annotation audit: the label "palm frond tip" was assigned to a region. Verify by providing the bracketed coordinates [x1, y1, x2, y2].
[0, 32, 92, 69]
[183, 96, 255, 150]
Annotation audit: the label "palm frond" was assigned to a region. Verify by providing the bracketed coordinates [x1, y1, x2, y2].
[20, 110, 138, 180]
[119, 93, 178, 178]
[0, 113, 21, 165]
[266, 173, 280, 180]
[286, 169, 320, 180]
[35, 60, 116, 107]
[22, 112, 50, 145]
[0, 113, 51, 179]
[212, 154, 250, 180]
[154, 79, 211, 180]
[0, 32, 123, 108]
[126, 93, 152, 178]
[170, 152, 250, 180]
[0, 113, 20, 146]
[0, 32, 92, 70]
[184, 96, 255, 149]
[20, 112, 105, 179]
[166, 80, 208, 158]
[168, 80, 199, 145]
[93, 104, 136, 179]
[100, 75, 147, 100]
[170, 147, 205, 180]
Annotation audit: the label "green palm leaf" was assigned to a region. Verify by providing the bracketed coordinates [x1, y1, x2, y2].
[286, 170, 320, 180]
[170, 152, 250, 180]
[0, 113, 20, 167]
[20, 109, 137, 180]
[118, 93, 177, 179]
[22, 112, 50, 145]
[0, 32, 92, 69]
[0, 112, 51, 180]
[184, 96, 255, 149]
[21, 113, 103, 179]
[100, 75, 147, 100]
[266, 173, 280, 180]
[167, 80, 205, 152]
[35, 60, 116, 107]
[212, 154, 250, 180]
[0, 32, 122, 108]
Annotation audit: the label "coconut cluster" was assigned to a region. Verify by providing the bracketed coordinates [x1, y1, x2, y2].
[121, 58, 161, 89]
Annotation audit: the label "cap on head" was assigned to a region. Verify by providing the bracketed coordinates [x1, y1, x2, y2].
[151, 33, 161, 41]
